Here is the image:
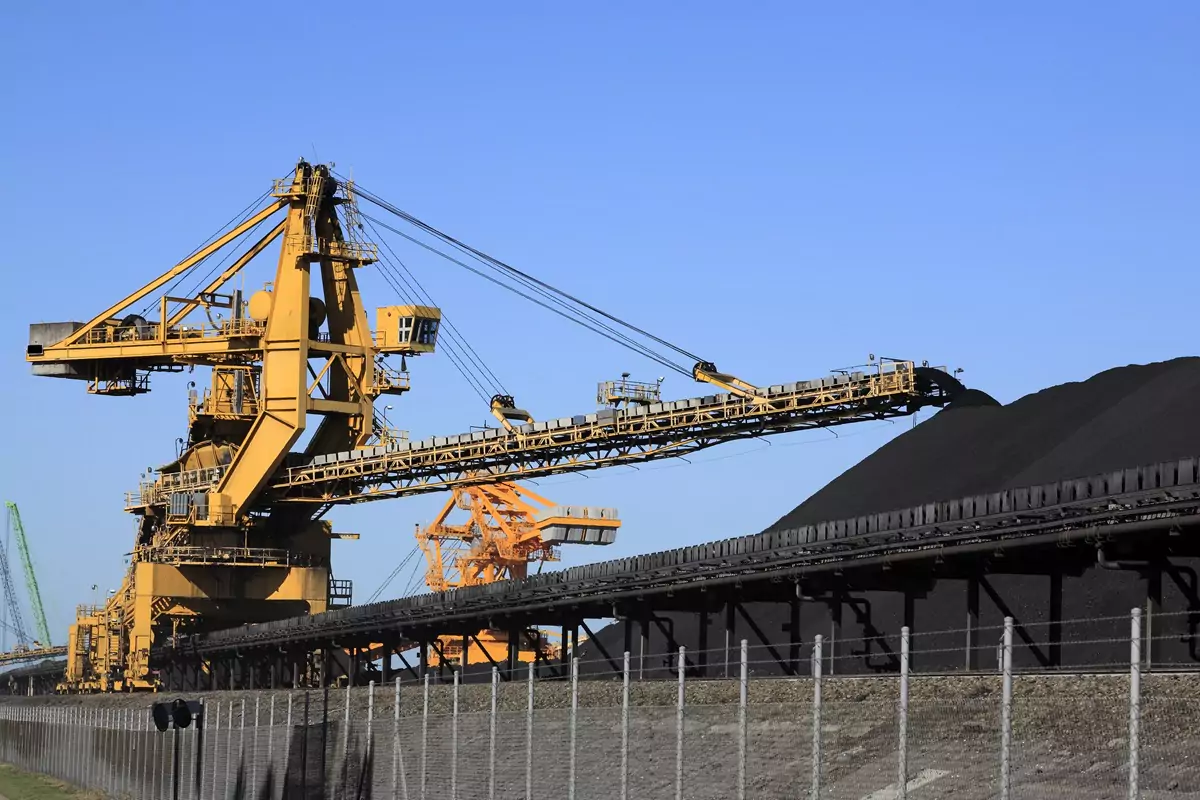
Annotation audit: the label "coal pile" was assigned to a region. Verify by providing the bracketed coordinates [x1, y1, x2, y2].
[767, 357, 1200, 531]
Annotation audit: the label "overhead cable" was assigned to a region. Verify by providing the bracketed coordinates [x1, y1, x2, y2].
[362, 212, 690, 377]
[370, 252, 494, 404]
[368, 546, 422, 603]
[360, 215, 508, 397]
[345, 179, 702, 365]
[143, 188, 274, 317]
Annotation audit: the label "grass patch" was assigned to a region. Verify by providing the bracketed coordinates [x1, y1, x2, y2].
[0, 764, 100, 799]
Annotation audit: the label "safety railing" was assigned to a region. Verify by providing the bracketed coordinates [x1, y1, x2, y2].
[371, 360, 411, 394]
[136, 545, 322, 568]
[598, 376, 662, 407]
[77, 317, 264, 346]
[284, 233, 378, 262]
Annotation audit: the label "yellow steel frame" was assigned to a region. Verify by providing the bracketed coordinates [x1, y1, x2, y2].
[24, 160, 950, 692]
[417, 482, 618, 591]
[26, 162, 435, 692]
[416, 481, 620, 666]
[0, 645, 67, 669]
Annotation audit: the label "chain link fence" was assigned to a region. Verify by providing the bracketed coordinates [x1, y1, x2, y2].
[1, 608, 1197, 799]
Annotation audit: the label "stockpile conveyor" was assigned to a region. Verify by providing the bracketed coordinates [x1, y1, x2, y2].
[172, 453, 1200, 657]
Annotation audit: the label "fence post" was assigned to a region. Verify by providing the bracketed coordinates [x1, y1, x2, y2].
[65, 707, 71, 782]
[63, 707, 69, 782]
[899, 626, 910, 800]
[302, 691, 311, 799]
[368, 680, 376, 770]
[1000, 616, 1013, 800]
[31, 706, 38, 777]
[526, 659, 534, 800]
[569, 655, 579, 800]
[253, 695, 261, 795]
[420, 672, 430, 800]
[47, 707, 54, 780]
[115, 707, 123, 797]
[194, 701, 204, 800]
[394, 676, 407, 800]
[342, 681, 351, 773]
[739, 639, 748, 800]
[75, 707, 81, 787]
[95, 707, 103, 795]
[224, 699, 234, 799]
[286, 692, 294, 800]
[621, 650, 630, 800]
[66, 707, 73, 783]
[209, 700, 220, 800]
[675, 645, 686, 800]
[71, 707, 79, 787]
[489, 667, 498, 800]
[63, 707, 71, 787]
[812, 634, 823, 800]
[56, 708, 63, 785]
[238, 699, 246, 797]
[159, 705, 171, 800]
[124, 708, 133, 799]
[142, 706, 150, 800]
[112, 707, 121, 798]
[267, 695, 276, 799]
[1130, 607, 1142, 800]
[45, 707, 53, 780]
[451, 668, 460, 800]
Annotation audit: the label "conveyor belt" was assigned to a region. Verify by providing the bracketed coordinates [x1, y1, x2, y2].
[0, 646, 67, 668]
[172, 455, 1200, 656]
[132, 361, 961, 509]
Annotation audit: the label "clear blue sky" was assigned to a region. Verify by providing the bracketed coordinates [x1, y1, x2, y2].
[1, 4, 1196, 638]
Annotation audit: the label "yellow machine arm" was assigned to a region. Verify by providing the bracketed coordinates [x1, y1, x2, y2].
[692, 360, 765, 401]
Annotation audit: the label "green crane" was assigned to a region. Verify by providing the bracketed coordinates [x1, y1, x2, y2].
[4, 503, 51, 647]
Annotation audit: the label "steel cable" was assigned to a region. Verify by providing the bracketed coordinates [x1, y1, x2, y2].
[141, 188, 273, 317]
[345, 178, 703, 365]
[362, 212, 690, 377]
[368, 546, 422, 604]
[361, 207, 691, 375]
[360, 215, 508, 397]
[370, 249, 494, 403]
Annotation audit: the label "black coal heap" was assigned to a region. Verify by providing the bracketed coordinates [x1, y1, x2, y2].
[767, 357, 1200, 531]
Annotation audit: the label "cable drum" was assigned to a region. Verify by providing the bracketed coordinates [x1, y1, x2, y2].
[117, 314, 152, 341]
